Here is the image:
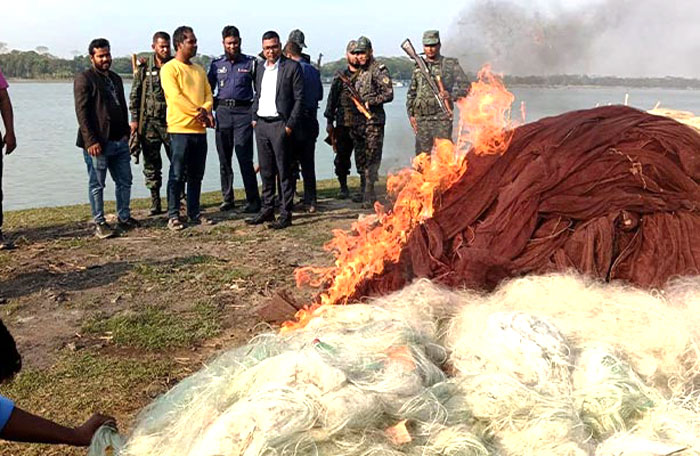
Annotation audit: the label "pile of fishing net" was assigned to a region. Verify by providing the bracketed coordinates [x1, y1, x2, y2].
[351, 105, 700, 300]
[91, 274, 700, 455]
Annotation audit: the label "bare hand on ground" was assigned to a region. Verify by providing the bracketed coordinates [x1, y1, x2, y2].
[73, 414, 117, 446]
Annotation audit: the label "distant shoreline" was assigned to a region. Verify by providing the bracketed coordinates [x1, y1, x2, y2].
[8, 77, 700, 91]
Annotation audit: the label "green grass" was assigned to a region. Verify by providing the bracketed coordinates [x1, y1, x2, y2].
[0, 352, 177, 456]
[82, 300, 222, 350]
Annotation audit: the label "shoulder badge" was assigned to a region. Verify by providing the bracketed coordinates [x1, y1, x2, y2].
[382, 76, 390, 85]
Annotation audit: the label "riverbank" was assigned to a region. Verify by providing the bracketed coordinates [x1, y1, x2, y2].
[0, 178, 370, 456]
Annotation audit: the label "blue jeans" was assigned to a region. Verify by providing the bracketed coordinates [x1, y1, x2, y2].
[168, 133, 207, 220]
[83, 140, 133, 224]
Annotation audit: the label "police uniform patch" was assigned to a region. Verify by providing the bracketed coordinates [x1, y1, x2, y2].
[217, 66, 228, 74]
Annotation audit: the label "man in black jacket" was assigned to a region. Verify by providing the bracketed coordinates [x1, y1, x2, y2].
[246, 30, 304, 229]
[74, 38, 138, 239]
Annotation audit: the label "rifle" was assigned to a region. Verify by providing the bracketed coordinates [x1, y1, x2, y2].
[317, 53, 323, 69]
[400, 38, 451, 116]
[336, 71, 373, 120]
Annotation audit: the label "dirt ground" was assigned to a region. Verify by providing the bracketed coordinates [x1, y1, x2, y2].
[0, 179, 373, 455]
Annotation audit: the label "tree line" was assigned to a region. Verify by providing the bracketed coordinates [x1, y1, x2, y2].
[3, 49, 700, 89]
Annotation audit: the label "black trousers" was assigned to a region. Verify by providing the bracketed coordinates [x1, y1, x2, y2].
[255, 118, 294, 220]
[215, 105, 260, 207]
[291, 115, 319, 205]
[333, 125, 354, 178]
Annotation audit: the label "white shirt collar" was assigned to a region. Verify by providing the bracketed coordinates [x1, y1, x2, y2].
[265, 58, 280, 70]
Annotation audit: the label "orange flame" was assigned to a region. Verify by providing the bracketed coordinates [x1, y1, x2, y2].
[281, 65, 516, 333]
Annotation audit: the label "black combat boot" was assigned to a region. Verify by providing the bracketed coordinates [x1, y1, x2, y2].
[337, 175, 350, 199]
[362, 177, 377, 209]
[149, 188, 162, 216]
[351, 175, 366, 203]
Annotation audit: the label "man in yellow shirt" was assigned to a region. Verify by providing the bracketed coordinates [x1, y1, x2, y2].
[160, 26, 214, 230]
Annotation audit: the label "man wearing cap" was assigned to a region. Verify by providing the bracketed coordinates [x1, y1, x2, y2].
[351, 36, 393, 208]
[324, 40, 360, 199]
[287, 29, 312, 65]
[407, 30, 469, 155]
[129, 31, 172, 216]
[208, 25, 261, 214]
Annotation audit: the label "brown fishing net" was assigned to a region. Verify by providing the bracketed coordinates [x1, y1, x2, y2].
[359, 105, 700, 297]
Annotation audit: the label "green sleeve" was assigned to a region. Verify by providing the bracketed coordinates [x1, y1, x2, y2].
[129, 66, 144, 123]
[365, 65, 393, 106]
[406, 68, 418, 117]
[451, 59, 470, 101]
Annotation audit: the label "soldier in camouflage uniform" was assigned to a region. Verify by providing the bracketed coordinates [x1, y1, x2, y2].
[129, 31, 172, 215]
[406, 30, 469, 155]
[324, 40, 360, 199]
[350, 36, 393, 207]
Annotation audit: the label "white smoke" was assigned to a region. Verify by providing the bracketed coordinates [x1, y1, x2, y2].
[445, 0, 700, 77]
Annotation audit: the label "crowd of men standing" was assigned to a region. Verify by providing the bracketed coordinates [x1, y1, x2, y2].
[0, 26, 469, 244]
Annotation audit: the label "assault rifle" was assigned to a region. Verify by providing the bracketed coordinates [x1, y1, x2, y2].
[336, 71, 373, 120]
[400, 38, 452, 116]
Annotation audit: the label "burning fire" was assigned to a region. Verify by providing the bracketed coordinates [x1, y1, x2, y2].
[282, 65, 516, 333]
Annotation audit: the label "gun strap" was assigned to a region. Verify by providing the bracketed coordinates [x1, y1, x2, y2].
[137, 60, 147, 136]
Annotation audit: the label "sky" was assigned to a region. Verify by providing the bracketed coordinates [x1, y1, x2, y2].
[2, 0, 697, 77]
[1, 0, 470, 61]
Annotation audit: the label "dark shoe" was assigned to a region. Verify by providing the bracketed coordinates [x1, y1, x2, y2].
[219, 201, 235, 212]
[241, 203, 261, 214]
[337, 187, 350, 199]
[268, 217, 292, 230]
[352, 174, 366, 203]
[246, 211, 275, 225]
[149, 189, 162, 216]
[307, 204, 317, 214]
[95, 222, 116, 239]
[118, 217, 141, 231]
[167, 218, 185, 231]
[189, 216, 215, 226]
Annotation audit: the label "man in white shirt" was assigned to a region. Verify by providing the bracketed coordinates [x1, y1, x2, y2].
[247, 30, 304, 229]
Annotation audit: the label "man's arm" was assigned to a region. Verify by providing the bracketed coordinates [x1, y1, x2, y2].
[406, 68, 418, 133]
[73, 73, 100, 149]
[0, 88, 16, 154]
[207, 61, 217, 97]
[450, 58, 470, 100]
[324, 77, 341, 124]
[129, 66, 144, 128]
[365, 64, 393, 106]
[1, 406, 114, 446]
[201, 68, 214, 112]
[286, 62, 305, 131]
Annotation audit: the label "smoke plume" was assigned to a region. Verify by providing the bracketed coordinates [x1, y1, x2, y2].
[445, 0, 700, 77]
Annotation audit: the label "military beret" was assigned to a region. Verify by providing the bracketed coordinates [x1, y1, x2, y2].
[422, 30, 440, 46]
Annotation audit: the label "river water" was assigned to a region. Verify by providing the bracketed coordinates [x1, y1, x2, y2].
[3, 82, 700, 210]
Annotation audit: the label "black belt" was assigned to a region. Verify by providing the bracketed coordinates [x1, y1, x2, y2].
[218, 99, 253, 107]
[258, 116, 283, 122]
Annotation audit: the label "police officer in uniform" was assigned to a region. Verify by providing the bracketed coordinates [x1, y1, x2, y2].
[406, 30, 469, 155]
[208, 25, 261, 213]
[324, 40, 360, 199]
[351, 36, 393, 207]
[129, 31, 172, 215]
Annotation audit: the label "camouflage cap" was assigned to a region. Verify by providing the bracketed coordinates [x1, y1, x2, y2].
[422, 30, 440, 46]
[353, 36, 372, 53]
[346, 40, 358, 53]
[288, 29, 307, 48]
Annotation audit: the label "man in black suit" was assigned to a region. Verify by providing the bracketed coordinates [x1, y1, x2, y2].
[246, 30, 304, 229]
